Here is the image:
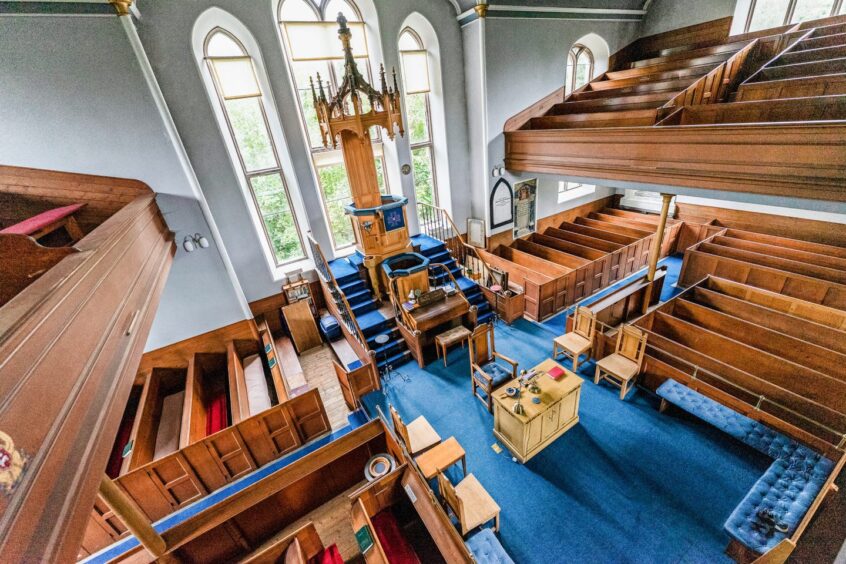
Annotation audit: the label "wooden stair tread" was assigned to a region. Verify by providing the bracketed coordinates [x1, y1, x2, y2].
[571, 78, 696, 101]
[606, 52, 734, 81]
[797, 31, 846, 50]
[630, 40, 749, 69]
[757, 57, 846, 82]
[529, 108, 658, 129]
[775, 43, 846, 66]
[549, 91, 677, 115]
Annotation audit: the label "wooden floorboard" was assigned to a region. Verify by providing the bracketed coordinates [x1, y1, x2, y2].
[300, 345, 352, 432]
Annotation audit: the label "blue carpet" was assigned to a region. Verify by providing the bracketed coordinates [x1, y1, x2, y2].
[539, 254, 686, 336]
[362, 318, 770, 563]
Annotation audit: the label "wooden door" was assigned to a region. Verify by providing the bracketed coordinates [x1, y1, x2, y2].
[282, 300, 322, 354]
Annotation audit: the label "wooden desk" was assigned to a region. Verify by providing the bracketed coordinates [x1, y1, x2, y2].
[415, 436, 467, 480]
[434, 326, 471, 367]
[492, 359, 581, 463]
[408, 294, 470, 332]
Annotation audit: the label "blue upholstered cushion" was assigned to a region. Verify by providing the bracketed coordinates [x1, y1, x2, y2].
[724, 445, 833, 553]
[318, 314, 342, 341]
[656, 379, 834, 554]
[474, 361, 512, 390]
[465, 528, 514, 564]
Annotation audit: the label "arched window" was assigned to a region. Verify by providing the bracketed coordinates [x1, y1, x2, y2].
[745, 0, 843, 32]
[204, 29, 306, 265]
[399, 27, 438, 207]
[278, 0, 388, 251]
[566, 44, 594, 94]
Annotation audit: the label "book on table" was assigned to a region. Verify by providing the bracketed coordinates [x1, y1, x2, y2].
[547, 365, 565, 381]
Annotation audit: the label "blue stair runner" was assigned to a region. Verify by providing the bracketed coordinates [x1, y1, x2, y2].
[327, 234, 492, 373]
[410, 234, 493, 326]
[328, 255, 413, 372]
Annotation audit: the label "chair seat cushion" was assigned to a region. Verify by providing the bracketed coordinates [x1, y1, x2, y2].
[474, 362, 512, 389]
[0, 203, 85, 235]
[456, 474, 500, 531]
[555, 332, 591, 354]
[465, 528, 514, 564]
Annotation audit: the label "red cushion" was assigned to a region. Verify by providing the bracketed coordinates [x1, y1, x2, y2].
[105, 414, 134, 479]
[0, 203, 85, 235]
[371, 510, 419, 564]
[205, 392, 229, 436]
[308, 544, 343, 564]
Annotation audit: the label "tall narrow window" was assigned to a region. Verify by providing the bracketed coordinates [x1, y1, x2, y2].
[399, 27, 438, 208]
[204, 29, 306, 265]
[745, 0, 840, 31]
[278, 0, 388, 251]
[566, 44, 594, 94]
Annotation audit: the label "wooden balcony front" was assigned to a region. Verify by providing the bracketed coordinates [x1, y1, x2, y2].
[0, 166, 175, 562]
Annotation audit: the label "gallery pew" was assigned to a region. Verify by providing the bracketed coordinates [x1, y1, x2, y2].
[511, 238, 589, 269]
[698, 241, 846, 285]
[556, 220, 638, 245]
[532, 231, 608, 259]
[238, 521, 325, 564]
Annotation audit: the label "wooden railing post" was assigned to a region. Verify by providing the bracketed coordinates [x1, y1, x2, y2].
[99, 474, 167, 558]
[642, 194, 673, 313]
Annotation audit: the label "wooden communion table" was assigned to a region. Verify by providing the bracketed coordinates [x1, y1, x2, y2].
[492, 358, 582, 463]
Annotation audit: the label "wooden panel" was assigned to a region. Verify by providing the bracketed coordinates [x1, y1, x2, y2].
[0, 165, 150, 233]
[238, 404, 300, 465]
[282, 300, 322, 354]
[118, 452, 207, 521]
[511, 238, 588, 269]
[505, 124, 846, 202]
[699, 241, 846, 284]
[0, 191, 173, 563]
[287, 388, 332, 442]
[0, 234, 79, 306]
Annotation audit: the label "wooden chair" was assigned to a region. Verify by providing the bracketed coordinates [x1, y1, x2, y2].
[552, 306, 596, 373]
[389, 404, 441, 456]
[594, 325, 648, 400]
[469, 323, 518, 412]
[437, 471, 500, 537]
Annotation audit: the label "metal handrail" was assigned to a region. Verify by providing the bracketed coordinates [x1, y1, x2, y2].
[306, 234, 370, 351]
[416, 202, 495, 287]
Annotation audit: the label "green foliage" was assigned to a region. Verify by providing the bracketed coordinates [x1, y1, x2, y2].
[406, 93, 429, 145]
[318, 164, 355, 248]
[250, 174, 305, 263]
[225, 98, 276, 171]
[411, 146, 435, 206]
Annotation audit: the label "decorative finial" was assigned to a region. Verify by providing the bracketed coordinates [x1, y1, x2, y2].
[309, 76, 319, 108]
[379, 64, 388, 94]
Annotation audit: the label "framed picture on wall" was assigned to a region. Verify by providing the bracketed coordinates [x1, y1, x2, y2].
[489, 178, 513, 229]
[466, 218, 486, 248]
[513, 178, 538, 238]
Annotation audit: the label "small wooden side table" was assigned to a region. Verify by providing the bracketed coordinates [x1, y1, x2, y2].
[415, 436, 467, 480]
[434, 325, 471, 367]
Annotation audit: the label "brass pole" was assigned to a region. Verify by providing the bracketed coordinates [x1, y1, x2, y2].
[99, 475, 166, 557]
[641, 193, 673, 313]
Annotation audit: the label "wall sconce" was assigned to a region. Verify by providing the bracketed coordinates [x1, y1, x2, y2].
[491, 164, 505, 177]
[183, 233, 210, 253]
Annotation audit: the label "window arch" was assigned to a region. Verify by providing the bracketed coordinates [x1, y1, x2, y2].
[744, 0, 843, 32]
[399, 27, 438, 207]
[566, 44, 594, 94]
[277, 0, 388, 251]
[202, 28, 306, 266]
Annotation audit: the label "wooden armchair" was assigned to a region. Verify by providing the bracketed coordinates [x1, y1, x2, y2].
[389, 404, 441, 456]
[594, 325, 647, 400]
[552, 306, 596, 373]
[437, 471, 500, 537]
[469, 323, 518, 412]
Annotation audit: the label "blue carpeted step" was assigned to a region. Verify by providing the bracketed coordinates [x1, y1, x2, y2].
[366, 326, 401, 348]
[477, 311, 494, 326]
[476, 301, 491, 314]
[358, 310, 393, 337]
[339, 278, 367, 295]
[328, 257, 359, 286]
[352, 300, 377, 317]
[345, 288, 372, 306]
[428, 250, 452, 264]
[377, 349, 413, 369]
[455, 276, 478, 293]
[347, 251, 365, 268]
[372, 337, 407, 359]
[410, 233, 447, 255]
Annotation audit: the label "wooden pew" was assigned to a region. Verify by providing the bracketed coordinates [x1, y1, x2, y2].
[538, 229, 617, 255]
[557, 220, 638, 245]
[511, 238, 588, 269]
[713, 235, 846, 271]
[576, 216, 649, 240]
[496, 245, 572, 277]
[698, 241, 846, 284]
[239, 521, 325, 564]
[723, 228, 846, 259]
[590, 211, 661, 233]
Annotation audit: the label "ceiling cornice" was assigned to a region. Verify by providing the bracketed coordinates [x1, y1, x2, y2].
[458, 3, 646, 26]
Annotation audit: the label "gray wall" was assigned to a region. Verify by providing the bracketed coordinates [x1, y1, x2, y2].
[483, 17, 640, 233]
[135, 0, 471, 301]
[0, 17, 247, 351]
[639, 0, 738, 37]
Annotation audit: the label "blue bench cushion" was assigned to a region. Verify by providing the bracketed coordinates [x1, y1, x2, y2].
[319, 314, 342, 341]
[656, 379, 834, 554]
[465, 528, 514, 564]
[725, 444, 834, 553]
[474, 361, 512, 390]
[656, 379, 790, 457]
